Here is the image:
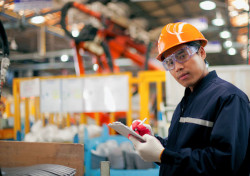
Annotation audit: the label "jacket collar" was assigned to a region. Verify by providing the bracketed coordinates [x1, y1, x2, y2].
[184, 70, 218, 96]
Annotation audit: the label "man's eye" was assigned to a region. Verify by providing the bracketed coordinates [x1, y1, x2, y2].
[167, 59, 174, 66]
[176, 54, 186, 61]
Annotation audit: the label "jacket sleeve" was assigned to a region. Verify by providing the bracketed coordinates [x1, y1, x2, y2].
[160, 94, 250, 175]
[155, 136, 168, 148]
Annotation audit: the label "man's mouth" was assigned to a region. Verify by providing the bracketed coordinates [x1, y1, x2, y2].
[178, 73, 189, 80]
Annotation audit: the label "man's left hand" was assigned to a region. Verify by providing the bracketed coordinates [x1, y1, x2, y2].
[129, 134, 164, 162]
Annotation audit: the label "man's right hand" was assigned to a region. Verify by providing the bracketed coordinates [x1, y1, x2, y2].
[130, 120, 154, 136]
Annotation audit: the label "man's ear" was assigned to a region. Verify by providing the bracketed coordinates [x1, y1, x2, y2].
[198, 46, 206, 60]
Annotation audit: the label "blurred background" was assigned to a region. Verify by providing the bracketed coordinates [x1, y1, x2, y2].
[0, 0, 249, 79]
[0, 1, 249, 173]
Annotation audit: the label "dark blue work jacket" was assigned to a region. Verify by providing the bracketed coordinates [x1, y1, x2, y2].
[156, 71, 250, 176]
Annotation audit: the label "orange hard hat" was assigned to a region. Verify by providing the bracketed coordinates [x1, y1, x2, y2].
[156, 22, 208, 61]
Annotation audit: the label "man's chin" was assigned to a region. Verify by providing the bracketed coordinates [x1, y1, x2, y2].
[179, 82, 193, 89]
[178, 81, 189, 88]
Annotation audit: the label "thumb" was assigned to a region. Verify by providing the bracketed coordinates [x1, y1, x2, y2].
[142, 133, 151, 141]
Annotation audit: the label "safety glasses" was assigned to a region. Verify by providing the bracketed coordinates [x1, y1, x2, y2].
[162, 46, 198, 71]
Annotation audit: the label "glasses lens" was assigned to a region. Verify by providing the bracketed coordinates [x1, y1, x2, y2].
[162, 46, 198, 71]
[175, 47, 190, 63]
[163, 57, 175, 70]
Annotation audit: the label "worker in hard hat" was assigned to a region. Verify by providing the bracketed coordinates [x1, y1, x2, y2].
[129, 22, 250, 175]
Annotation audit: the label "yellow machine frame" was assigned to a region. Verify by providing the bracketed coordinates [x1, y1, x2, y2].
[12, 71, 166, 140]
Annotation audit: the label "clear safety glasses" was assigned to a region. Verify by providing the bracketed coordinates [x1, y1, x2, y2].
[162, 46, 198, 71]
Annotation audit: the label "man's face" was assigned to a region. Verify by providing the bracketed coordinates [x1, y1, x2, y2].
[163, 44, 208, 91]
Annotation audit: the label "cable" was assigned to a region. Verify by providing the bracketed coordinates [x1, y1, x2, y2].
[0, 20, 10, 99]
[0, 20, 9, 57]
[101, 41, 113, 72]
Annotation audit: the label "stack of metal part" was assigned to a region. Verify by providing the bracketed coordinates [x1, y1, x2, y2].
[1, 164, 76, 176]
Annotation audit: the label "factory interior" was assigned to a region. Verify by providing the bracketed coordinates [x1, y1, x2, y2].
[0, 0, 249, 176]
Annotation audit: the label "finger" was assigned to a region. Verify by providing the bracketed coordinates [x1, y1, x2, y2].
[131, 120, 141, 130]
[137, 125, 151, 136]
[142, 134, 150, 141]
[130, 125, 140, 134]
[143, 134, 159, 144]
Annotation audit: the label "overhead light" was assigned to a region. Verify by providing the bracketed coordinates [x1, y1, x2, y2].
[212, 18, 225, 26]
[223, 40, 233, 48]
[93, 64, 99, 71]
[227, 48, 237, 55]
[219, 30, 231, 39]
[72, 24, 79, 37]
[199, 1, 216, 10]
[232, 0, 248, 10]
[72, 29, 79, 37]
[30, 15, 45, 24]
[61, 55, 69, 62]
[212, 11, 225, 26]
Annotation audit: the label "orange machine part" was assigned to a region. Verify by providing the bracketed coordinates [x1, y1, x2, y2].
[66, 1, 163, 125]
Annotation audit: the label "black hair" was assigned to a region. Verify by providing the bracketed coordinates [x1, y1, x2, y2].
[187, 41, 201, 50]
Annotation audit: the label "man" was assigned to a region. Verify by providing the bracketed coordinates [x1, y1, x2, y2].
[129, 22, 250, 176]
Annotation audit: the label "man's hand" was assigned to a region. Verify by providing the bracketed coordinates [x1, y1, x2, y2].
[131, 120, 154, 136]
[129, 134, 164, 162]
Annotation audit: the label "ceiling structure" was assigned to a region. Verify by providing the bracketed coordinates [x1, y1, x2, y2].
[0, 0, 249, 80]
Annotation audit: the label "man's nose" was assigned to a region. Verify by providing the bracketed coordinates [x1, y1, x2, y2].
[174, 61, 184, 72]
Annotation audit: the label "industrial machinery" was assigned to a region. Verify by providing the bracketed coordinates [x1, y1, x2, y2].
[60, 1, 162, 75]
[60, 2, 163, 124]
